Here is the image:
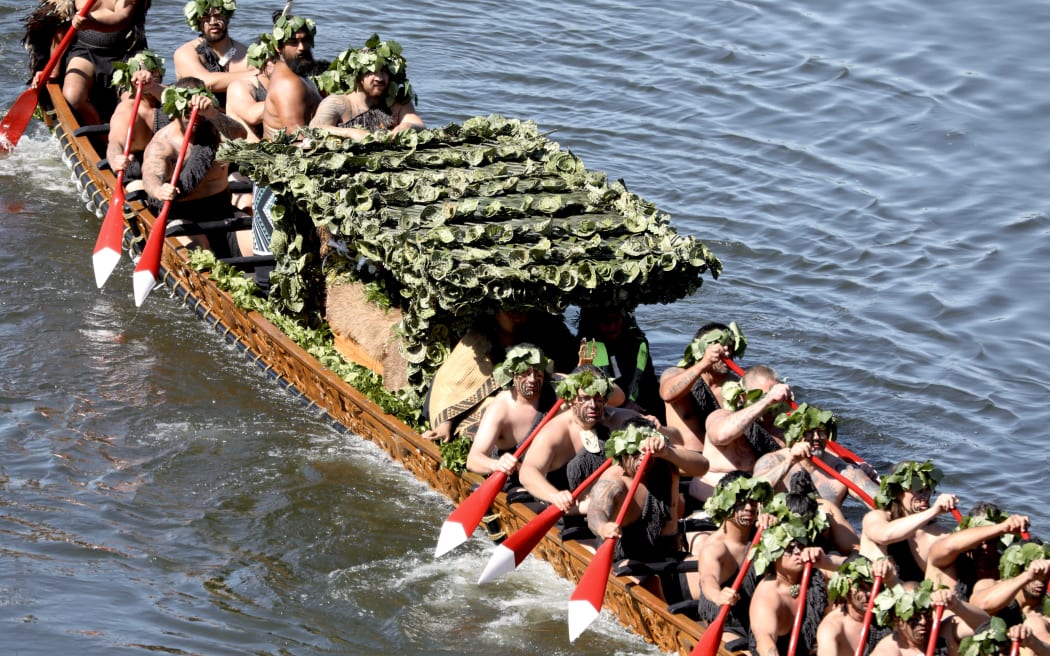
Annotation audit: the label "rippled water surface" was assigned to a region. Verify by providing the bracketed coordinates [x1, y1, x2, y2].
[1, 0, 1048, 654]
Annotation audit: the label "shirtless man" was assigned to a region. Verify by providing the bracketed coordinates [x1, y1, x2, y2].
[518, 365, 647, 513]
[924, 506, 1029, 591]
[860, 460, 959, 583]
[660, 321, 745, 451]
[225, 40, 275, 142]
[62, 0, 149, 125]
[587, 420, 708, 560]
[753, 402, 879, 508]
[465, 344, 557, 476]
[310, 34, 424, 139]
[817, 555, 897, 656]
[970, 541, 1050, 637]
[141, 78, 246, 255]
[869, 583, 986, 656]
[688, 364, 790, 503]
[689, 472, 774, 648]
[173, 0, 253, 106]
[749, 524, 839, 656]
[105, 50, 166, 178]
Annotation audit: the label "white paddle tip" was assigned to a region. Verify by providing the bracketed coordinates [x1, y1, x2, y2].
[434, 520, 469, 558]
[92, 247, 121, 289]
[567, 599, 600, 642]
[477, 544, 516, 584]
[132, 269, 157, 307]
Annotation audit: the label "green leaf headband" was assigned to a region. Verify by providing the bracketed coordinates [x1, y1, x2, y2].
[491, 344, 553, 389]
[271, 15, 316, 47]
[111, 50, 165, 94]
[720, 380, 764, 410]
[827, 556, 875, 604]
[703, 475, 773, 525]
[875, 460, 943, 510]
[183, 0, 236, 31]
[773, 402, 838, 446]
[957, 506, 1018, 551]
[958, 617, 1010, 656]
[555, 369, 613, 401]
[604, 423, 662, 463]
[246, 37, 277, 69]
[315, 34, 417, 106]
[751, 522, 814, 575]
[873, 580, 936, 627]
[677, 321, 747, 367]
[763, 492, 832, 542]
[999, 541, 1050, 579]
[161, 85, 219, 119]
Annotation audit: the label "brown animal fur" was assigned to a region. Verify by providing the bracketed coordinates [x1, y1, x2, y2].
[325, 280, 408, 391]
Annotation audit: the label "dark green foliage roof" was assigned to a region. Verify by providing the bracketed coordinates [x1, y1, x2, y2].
[219, 115, 721, 388]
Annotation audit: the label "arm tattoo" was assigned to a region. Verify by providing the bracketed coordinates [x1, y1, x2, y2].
[141, 144, 173, 194]
[586, 478, 623, 535]
[755, 451, 794, 489]
[210, 113, 247, 140]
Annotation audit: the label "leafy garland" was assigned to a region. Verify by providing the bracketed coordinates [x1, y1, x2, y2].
[827, 556, 875, 604]
[874, 460, 943, 510]
[183, 0, 236, 30]
[957, 506, 1019, 551]
[873, 580, 936, 627]
[315, 33, 416, 106]
[604, 423, 663, 463]
[111, 49, 165, 94]
[555, 368, 613, 401]
[247, 14, 317, 68]
[958, 617, 1009, 656]
[999, 541, 1050, 579]
[773, 402, 838, 446]
[161, 85, 218, 119]
[677, 321, 746, 367]
[491, 344, 553, 389]
[702, 475, 773, 525]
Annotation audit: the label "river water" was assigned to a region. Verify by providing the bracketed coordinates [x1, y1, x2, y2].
[1, 1, 1047, 654]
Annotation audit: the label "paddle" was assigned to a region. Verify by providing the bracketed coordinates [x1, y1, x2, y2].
[721, 355, 869, 469]
[807, 456, 877, 509]
[925, 603, 946, 656]
[853, 574, 883, 656]
[132, 105, 200, 306]
[477, 457, 613, 584]
[434, 399, 565, 558]
[567, 451, 654, 642]
[786, 560, 814, 656]
[1010, 639, 1021, 656]
[689, 527, 766, 656]
[0, 0, 99, 151]
[92, 79, 145, 288]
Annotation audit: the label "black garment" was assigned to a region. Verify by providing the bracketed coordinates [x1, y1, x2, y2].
[566, 424, 611, 491]
[697, 562, 759, 640]
[748, 570, 827, 656]
[607, 459, 677, 561]
[690, 377, 721, 432]
[338, 105, 395, 131]
[193, 40, 229, 106]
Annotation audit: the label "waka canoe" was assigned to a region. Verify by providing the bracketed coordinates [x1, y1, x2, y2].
[35, 81, 731, 656]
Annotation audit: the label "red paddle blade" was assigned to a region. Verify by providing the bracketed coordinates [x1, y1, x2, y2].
[690, 605, 731, 656]
[93, 183, 127, 288]
[477, 503, 563, 584]
[435, 471, 508, 558]
[567, 537, 617, 642]
[0, 88, 41, 152]
[133, 212, 168, 306]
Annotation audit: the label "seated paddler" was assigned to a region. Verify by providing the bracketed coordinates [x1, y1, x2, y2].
[517, 365, 657, 514]
[465, 344, 560, 478]
[586, 418, 708, 598]
[105, 50, 167, 183]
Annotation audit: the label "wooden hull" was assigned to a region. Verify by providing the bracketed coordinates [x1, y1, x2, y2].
[39, 83, 728, 656]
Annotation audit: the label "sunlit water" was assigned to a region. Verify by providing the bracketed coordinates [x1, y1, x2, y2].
[1, 0, 1048, 654]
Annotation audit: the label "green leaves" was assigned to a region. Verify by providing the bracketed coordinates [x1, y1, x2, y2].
[314, 33, 416, 106]
[999, 541, 1050, 579]
[873, 580, 935, 627]
[555, 368, 613, 401]
[161, 85, 218, 119]
[491, 344, 553, 389]
[875, 460, 944, 510]
[702, 475, 773, 525]
[827, 556, 874, 604]
[773, 402, 838, 446]
[183, 0, 237, 30]
[676, 321, 747, 367]
[604, 423, 663, 463]
[959, 617, 1009, 656]
[110, 49, 165, 94]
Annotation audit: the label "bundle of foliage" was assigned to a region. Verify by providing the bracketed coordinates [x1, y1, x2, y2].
[219, 115, 722, 392]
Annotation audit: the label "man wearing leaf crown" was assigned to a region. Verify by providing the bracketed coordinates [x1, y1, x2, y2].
[141, 77, 246, 256]
[464, 344, 558, 476]
[752, 401, 879, 508]
[310, 34, 424, 139]
[924, 503, 1030, 594]
[518, 365, 659, 513]
[816, 554, 898, 656]
[969, 540, 1050, 652]
[586, 419, 707, 570]
[105, 49, 166, 179]
[748, 521, 840, 656]
[957, 618, 1050, 656]
[173, 0, 253, 107]
[868, 581, 987, 656]
[689, 472, 774, 650]
[687, 363, 790, 503]
[860, 460, 960, 583]
[660, 321, 744, 452]
[260, 14, 320, 140]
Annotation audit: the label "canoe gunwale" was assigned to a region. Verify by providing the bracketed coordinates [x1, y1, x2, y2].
[39, 81, 729, 656]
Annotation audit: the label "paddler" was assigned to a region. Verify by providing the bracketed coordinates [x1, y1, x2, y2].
[173, 0, 253, 107]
